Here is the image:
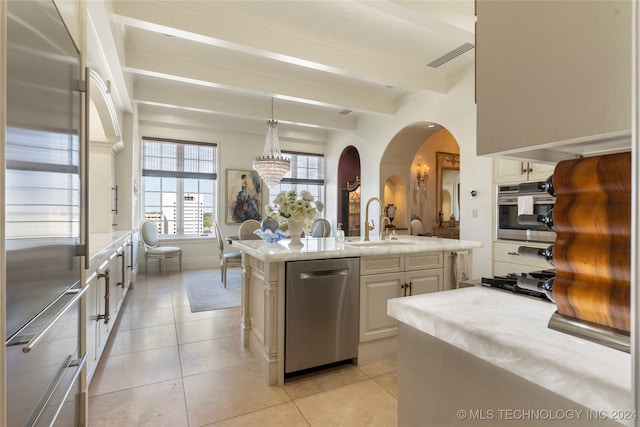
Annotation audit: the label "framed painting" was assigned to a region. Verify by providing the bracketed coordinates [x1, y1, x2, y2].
[226, 169, 263, 224]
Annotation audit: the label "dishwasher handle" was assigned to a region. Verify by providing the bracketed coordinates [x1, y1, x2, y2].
[299, 268, 350, 279]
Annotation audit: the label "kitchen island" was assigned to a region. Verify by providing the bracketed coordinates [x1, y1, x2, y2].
[388, 286, 631, 426]
[232, 235, 481, 385]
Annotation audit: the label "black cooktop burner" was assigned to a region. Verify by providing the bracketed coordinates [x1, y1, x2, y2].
[481, 269, 555, 301]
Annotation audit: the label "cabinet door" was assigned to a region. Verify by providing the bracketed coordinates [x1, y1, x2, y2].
[406, 269, 443, 296]
[359, 272, 403, 342]
[528, 162, 556, 182]
[84, 271, 99, 382]
[95, 262, 112, 361]
[494, 159, 527, 183]
[477, 1, 631, 156]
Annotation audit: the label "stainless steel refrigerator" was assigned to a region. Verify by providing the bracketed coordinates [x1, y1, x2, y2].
[4, 0, 87, 425]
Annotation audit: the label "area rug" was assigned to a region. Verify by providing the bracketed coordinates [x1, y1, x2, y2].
[183, 268, 241, 312]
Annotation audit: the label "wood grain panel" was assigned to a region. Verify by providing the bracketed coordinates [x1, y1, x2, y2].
[552, 152, 631, 334]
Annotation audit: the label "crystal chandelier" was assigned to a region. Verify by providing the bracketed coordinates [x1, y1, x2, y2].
[253, 98, 291, 187]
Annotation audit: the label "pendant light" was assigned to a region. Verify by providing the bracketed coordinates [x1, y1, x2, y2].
[253, 98, 290, 187]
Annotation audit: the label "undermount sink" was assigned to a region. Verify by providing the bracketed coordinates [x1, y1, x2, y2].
[344, 240, 415, 248]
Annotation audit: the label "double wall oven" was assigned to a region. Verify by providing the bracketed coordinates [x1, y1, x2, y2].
[460, 180, 557, 301]
[496, 182, 556, 244]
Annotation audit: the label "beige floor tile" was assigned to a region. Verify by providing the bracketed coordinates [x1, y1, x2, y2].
[104, 324, 178, 356]
[115, 307, 176, 332]
[179, 335, 256, 377]
[372, 371, 398, 398]
[284, 364, 368, 400]
[182, 361, 291, 426]
[358, 357, 398, 378]
[89, 346, 182, 396]
[173, 305, 240, 323]
[171, 288, 191, 308]
[294, 379, 397, 427]
[122, 293, 174, 312]
[175, 315, 240, 344]
[88, 379, 188, 427]
[210, 402, 310, 427]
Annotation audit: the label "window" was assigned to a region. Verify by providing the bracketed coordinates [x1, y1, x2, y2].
[142, 137, 217, 236]
[267, 151, 325, 212]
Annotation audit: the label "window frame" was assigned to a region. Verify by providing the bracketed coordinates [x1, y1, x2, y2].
[141, 136, 217, 237]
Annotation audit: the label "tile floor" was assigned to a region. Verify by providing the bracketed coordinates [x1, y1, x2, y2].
[88, 270, 398, 427]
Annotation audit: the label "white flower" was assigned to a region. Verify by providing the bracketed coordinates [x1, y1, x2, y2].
[267, 190, 324, 223]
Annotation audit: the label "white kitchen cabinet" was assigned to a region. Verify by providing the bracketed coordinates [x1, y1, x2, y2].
[494, 159, 555, 184]
[359, 252, 443, 342]
[493, 241, 553, 276]
[85, 232, 132, 383]
[476, 1, 631, 160]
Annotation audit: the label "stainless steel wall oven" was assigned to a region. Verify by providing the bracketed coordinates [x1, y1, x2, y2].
[496, 182, 556, 243]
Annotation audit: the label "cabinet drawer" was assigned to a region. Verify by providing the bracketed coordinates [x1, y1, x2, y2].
[493, 241, 552, 270]
[361, 255, 404, 275]
[404, 252, 443, 271]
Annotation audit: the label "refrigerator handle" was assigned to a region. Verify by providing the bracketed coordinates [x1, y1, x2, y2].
[24, 353, 88, 427]
[11, 286, 90, 353]
[83, 66, 90, 269]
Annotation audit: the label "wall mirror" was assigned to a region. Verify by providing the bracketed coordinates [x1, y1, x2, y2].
[436, 152, 460, 224]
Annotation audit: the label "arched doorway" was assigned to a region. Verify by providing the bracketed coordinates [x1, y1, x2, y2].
[380, 122, 460, 236]
[338, 146, 361, 236]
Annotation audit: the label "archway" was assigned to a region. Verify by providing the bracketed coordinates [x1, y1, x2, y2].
[337, 146, 361, 236]
[380, 122, 460, 235]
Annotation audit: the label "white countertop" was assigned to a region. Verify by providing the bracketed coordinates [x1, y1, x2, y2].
[90, 231, 131, 259]
[231, 235, 482, 262]
[388, 286, 631, 418]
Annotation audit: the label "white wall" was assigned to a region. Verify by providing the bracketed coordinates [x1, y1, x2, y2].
[326, 67, 494, 279]
[136, 66, 494, 279]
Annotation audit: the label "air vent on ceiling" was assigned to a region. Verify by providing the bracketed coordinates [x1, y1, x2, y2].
[339, 110, 352, 115]
[427, 42, 475, 68]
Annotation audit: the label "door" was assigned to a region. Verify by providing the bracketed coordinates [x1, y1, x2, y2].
[405, 269, 442, 296]
[4, 1, 86, 425]
[359, 272, 404, 342]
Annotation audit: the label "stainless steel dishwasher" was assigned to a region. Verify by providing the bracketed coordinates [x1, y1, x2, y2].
[285, 257, 359, 374]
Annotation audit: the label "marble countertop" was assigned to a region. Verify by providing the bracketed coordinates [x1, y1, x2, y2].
[231, 235, 482, 262]
[388, 286, 631, 417]
[90, 231, 131, 259]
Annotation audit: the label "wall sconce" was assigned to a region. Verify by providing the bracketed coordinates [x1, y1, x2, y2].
[416, 163, 429, 192]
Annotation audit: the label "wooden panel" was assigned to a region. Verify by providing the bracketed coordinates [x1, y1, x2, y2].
[553, 152, 631, 334]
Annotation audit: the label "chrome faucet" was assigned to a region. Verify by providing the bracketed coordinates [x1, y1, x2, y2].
[364, 197, 388, 241]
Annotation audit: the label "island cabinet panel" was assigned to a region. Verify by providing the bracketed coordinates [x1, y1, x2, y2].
[360, 272, 405, 342]
[360, 254, 404, 275]
[476, 0, 631, 157]
[359, 252, 444, 342]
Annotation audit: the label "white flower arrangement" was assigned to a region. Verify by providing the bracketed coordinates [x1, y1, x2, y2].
[265, 190, 324, 223]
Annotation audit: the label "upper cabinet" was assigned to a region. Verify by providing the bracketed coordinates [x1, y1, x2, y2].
[476, 1, 631, 161]
[494, 159, 555, 184]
